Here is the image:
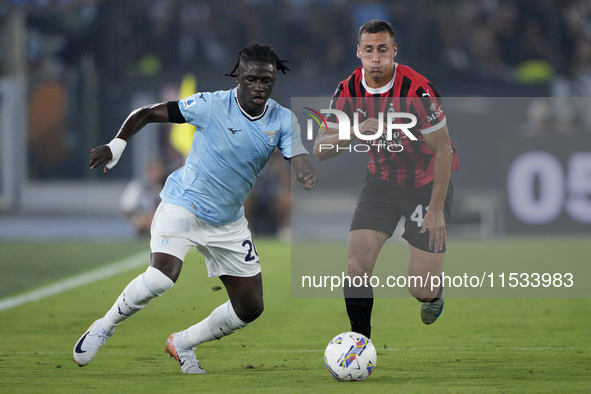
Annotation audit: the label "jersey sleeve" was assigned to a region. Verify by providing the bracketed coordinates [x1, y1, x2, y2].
[411, 81, 446, 135]
[178, 92, 212, 127]
[325, 81, 353, 129]
[278, 111, 309, 159]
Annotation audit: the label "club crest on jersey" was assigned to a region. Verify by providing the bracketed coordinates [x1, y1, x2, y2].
[262, 129, 279, 144]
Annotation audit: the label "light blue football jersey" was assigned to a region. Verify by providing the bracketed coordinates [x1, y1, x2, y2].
[160, 88, 308, 225]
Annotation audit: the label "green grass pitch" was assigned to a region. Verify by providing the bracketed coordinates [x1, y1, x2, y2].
[0, 238, 590, 393]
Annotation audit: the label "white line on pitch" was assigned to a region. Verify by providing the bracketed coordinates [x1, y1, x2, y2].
[0, 251, 147, 312]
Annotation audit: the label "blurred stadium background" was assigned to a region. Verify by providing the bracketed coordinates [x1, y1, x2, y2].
[0, 0, 590, 241]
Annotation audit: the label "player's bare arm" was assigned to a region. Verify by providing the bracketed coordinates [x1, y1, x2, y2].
[291, 154, 318, 190]
[89, 103, 171, 173]
[312, 124, 352, 161]
[419, 124, 454, 252]
[313, 117, 384, 161]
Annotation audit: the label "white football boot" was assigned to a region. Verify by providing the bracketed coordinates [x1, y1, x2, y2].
[73, 319, 112, 366]
[165, 332, 206, 374]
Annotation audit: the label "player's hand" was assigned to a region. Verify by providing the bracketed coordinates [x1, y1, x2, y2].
[295, 168, 318, 190]
[89, 145, 114, 173]
[419, 208, 447, 253]
[89, 138, 127, 173]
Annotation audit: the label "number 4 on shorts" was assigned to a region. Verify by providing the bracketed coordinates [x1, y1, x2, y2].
[410, 204, 428, 228]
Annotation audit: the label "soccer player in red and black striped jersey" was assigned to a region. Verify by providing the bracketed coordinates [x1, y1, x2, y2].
[313, 20, 458, 339]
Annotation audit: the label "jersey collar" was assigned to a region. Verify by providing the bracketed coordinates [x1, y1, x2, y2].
[234, 88, 268, 121]
[361, 63, 397, 94]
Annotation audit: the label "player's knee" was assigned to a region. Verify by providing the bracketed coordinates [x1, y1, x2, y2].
[149, 253, 183, 283]
[347, 257, 373, 277]
[143, 266, 175, 296]
[235, 299, 264, 323]
[347, 242, 380, 274]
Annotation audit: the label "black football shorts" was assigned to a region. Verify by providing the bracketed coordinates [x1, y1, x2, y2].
[349, 171, 453, 253]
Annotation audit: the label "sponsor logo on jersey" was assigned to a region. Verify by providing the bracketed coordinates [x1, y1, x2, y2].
[427, 102, 443, 122]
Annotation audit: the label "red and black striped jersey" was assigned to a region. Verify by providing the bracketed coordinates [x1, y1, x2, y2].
[326, 64, 459, 188]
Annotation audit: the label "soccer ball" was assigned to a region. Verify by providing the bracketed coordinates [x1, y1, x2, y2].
[324, 332, 376, 381]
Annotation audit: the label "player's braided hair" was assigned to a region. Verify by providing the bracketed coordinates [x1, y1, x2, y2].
[225, 42, 290, 78]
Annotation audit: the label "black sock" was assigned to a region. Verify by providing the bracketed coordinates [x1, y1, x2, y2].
[344, 283, 374, 339]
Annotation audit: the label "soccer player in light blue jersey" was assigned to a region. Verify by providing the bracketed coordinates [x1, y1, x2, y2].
[73, 43, 318, 374]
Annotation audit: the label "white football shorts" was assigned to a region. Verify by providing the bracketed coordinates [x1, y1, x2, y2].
[150, 201, 261, 278]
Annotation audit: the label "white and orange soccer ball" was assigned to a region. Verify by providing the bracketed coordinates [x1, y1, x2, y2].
[324, 332, 377, 381]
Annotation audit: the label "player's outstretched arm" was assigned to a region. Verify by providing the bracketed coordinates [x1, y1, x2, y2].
[313, 118, 382, 161]
[89, 103, 171, 173]
[312, 124, 352, 161]
[291, 155, 318, 190]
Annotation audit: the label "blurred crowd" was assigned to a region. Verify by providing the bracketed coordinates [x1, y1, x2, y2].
[5, 0, 591, 92]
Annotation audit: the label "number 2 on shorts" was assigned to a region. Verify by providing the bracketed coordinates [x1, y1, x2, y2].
[242, 240, 259, 262]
